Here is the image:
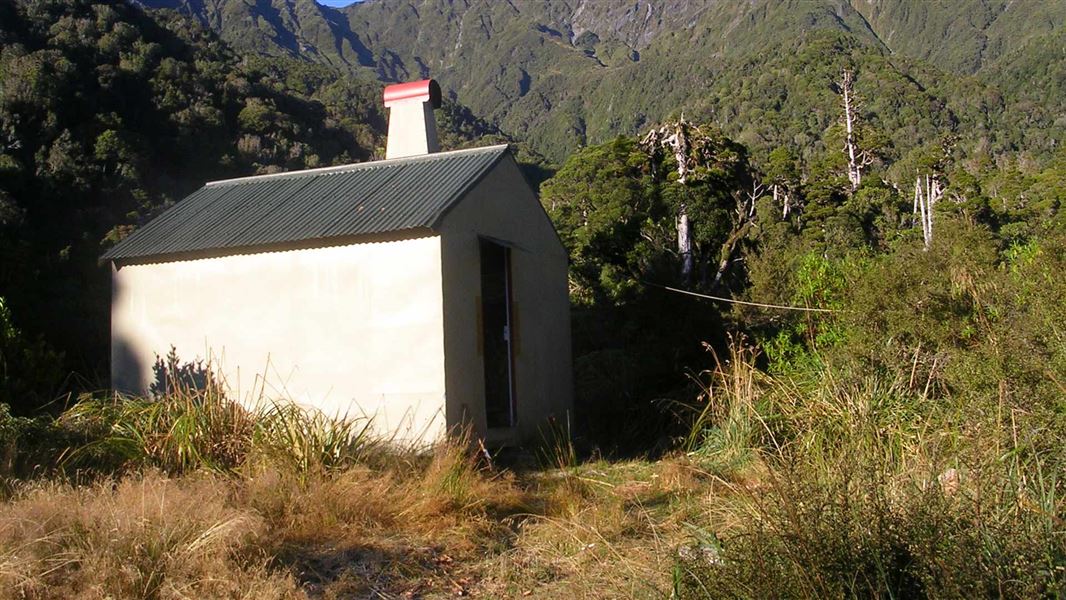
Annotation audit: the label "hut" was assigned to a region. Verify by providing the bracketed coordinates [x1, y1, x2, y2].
[102, 80, 573, 444]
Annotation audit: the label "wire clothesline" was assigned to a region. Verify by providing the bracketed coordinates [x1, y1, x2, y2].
[643, 281, 837, 313]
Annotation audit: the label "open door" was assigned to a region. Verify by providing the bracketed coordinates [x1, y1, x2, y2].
[479, 238, 516, 428]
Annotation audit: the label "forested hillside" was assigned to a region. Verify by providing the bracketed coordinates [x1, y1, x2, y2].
[137, 0, 1066, 164]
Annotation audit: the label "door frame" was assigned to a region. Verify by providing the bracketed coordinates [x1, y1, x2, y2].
[478, 236, 517, 429]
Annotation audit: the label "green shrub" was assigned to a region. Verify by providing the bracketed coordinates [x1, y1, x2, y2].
[0, 401, 99, 482]
[60, 383, 373, 479]
[252, 401, 374, 483]
[0, 403, 31, 477]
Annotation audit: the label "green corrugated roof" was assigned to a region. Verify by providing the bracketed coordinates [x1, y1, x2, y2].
[102, 144, 511, 264]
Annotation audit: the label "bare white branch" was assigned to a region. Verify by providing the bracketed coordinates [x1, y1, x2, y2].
[913, 174, 943, 250]
[837, 69, 866, 192]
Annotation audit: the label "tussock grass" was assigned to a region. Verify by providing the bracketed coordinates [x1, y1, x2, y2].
[60, 379, 374, 479]
[0, 437, 535, 599]
[61, 386, 256, 475]
[536, 414, 579, 471]
[2, 337, 1063, 597]
[0, 472, 298, 600]
[8, 370, 1056, 598]
[251, 401, 374, 483]
[0, 383, 554, 597]
[673, 340, 1066, 599]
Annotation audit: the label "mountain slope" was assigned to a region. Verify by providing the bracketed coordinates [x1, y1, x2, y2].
[138, 0, 376, 68]
[848, 0, 1066, 74]
[134, 0, 1065, 164]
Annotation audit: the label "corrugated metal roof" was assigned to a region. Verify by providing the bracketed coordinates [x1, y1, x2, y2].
[102, 144, 511, 264]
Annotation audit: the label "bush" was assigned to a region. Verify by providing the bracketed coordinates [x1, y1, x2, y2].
[0, 403, 32, 477]
[0, 401, 99, 482]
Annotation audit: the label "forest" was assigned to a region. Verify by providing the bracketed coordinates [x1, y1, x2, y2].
[0, 0, 1063, 597]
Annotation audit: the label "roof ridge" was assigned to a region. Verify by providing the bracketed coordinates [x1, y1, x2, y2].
[205, 144, 510, 188]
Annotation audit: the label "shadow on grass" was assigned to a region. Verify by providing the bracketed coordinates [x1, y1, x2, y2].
[273, 542, 466, 598]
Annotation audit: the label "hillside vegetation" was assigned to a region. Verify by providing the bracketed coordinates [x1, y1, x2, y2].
[0, 0, 1063, 597]
[138, 0, 1065, 163]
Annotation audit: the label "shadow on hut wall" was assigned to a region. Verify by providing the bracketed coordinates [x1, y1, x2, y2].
[109, 273, 144, 396]
[149, 346, 218, 396]
[111, 337, 218, 399]
[110, 266, 221, 398]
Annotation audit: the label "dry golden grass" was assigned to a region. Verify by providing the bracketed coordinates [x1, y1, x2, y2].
[4, 384, 720, 599]
[7, 349, 1058, 599]
[0, 444, 718, 599]
[467, 457, 714, 599]
[0, 471, 299, 600]
[5, 430, 1055, 598]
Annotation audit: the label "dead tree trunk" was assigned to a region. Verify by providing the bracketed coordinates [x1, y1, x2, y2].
[641, 118, 698, 279]
[838, 69, 870, 192]
[677, 204, 693, 282]
[774, 183, 794, 219]
[914, 174, 942, 250]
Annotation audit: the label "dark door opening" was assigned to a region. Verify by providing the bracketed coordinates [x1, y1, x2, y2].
[479, 238, 515, 428]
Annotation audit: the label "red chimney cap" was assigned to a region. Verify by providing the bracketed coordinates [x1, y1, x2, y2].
[383, 79, 442, 108]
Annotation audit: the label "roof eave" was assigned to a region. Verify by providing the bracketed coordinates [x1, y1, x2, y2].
[107, 227, 439, 268]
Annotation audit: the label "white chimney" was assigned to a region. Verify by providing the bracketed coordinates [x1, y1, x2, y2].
[383, 79, 442, 159]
